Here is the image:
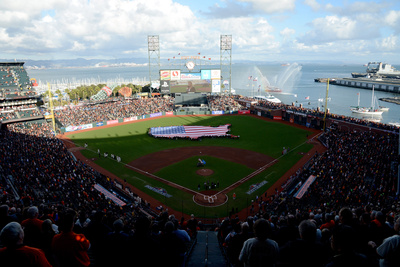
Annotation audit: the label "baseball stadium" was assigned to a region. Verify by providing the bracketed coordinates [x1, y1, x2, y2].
[0, 59, 399, 267]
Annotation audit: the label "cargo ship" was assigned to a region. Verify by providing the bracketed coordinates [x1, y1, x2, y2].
[351, 62, 400, 79]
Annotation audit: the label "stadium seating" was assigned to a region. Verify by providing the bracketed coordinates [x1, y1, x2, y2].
[0, 71, 399, 266]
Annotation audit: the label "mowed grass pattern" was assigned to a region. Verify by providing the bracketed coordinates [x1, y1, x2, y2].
[68, 115, 314, 218]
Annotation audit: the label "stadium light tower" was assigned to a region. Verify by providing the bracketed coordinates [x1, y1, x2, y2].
[220, 35, 232, 95]
[148, 35, 160, 97]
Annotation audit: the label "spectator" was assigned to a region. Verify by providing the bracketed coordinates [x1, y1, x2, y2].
[325, 225, 369, 267]
[0, 205, 14, 232]
[21, 206, 43, 248]
[160, 221, 187, 267]
[51, 209, 91, 267]
[279, 219, 328, 267]
[187, 214, 198, 238]
[0, 222, 52, 267]
[172, 218, 191, 243]
[369, 216, 400, 267]
[239, 218, 279, 267]
[103, 219, 130, 266]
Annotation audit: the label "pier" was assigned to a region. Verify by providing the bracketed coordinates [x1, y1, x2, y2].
[331, 77, 400, 94]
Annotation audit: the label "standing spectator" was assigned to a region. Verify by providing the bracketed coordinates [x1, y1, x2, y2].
[39, 219, 57, 266]
[21, 206, 43, 248]
[227, 222, 252, 267]
[51, 209, 90, 267]
[0, 205, 13, 231]
[187, 214, 198, 238]
[279, 219, 328, 267]
[104, 219, 130, 266]
[369, 216, 400, 267]
[160, 221, 187, 267]
[325, 225, 369, 267]
[239, 218, 279, 267]
[172, 219, 191, 243]
[0, 222, 52, 267]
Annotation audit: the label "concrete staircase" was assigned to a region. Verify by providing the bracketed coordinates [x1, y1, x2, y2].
[186, 230, 227, 267]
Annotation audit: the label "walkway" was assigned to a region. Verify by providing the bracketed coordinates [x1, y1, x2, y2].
[186, 231, 227, 267]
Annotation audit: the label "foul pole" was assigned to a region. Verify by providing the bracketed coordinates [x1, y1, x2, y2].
[47, 83, 56, 133]
[323, 79, 330, 131]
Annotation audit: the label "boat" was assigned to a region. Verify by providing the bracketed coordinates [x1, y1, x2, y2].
[351, 87, 383, 115]
[265, 86, 282, 93]
[254, 94, 281, 104]
[351, 62, 400, 79]
[388, 122, 400, 128]
[378, 106, 389, 112]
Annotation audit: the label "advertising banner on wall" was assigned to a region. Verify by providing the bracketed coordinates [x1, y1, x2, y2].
[211, 69, 221, 80]
[201, 70, 211, 80]
[123, 117, 137, 122]
[65, 124, 93, 132]
[171, 70, 181, 80]
[150, 112, 162, 118]
[181, 72, 201, 80]
[160, 70, 171, 80]
[160, 80, 170, 94]
[107, 120, 119, 125]
[212, 79, 221, 93]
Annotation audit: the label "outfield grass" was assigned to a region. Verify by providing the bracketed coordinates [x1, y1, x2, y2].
[68, 115, 315, 218]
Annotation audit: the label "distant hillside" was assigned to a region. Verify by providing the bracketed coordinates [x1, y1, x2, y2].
[0, 58, 353, 69]
[0, 58, 149, 69]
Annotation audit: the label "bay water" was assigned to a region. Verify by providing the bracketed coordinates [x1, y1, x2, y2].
[27, 63, 400, 124]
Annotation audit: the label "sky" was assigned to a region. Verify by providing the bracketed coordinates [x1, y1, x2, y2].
[1, 0, 400, 64]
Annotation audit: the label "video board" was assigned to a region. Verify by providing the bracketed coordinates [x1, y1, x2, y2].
[159, 69, 221, 93]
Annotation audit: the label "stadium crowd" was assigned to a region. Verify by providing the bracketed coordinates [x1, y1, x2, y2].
[0, 94, 399, 266]
[53, 97, 175, 127]
[250, 97, 400, 132]
[207, 95, 243, 111]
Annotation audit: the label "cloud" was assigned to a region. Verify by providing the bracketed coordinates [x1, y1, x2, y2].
[280, 27, 296, 40]
[303, 0, 321, 11]
[384, 10, 400, 33]
[202, 0, 296, 18]
[200, 0, 254, 18]
[298, 15, 381, 45]
[238, 0, 296, 13]
[377, 35, 399, 51]
[0, 0, 199, 59]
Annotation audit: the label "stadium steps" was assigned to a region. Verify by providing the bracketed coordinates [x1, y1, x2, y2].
[186, 231, 227, 267]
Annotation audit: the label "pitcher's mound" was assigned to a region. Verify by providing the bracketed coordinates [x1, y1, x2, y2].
[196, 169, 214, 176]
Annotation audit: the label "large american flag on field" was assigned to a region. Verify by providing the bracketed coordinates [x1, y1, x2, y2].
[150, 124, 231, 139]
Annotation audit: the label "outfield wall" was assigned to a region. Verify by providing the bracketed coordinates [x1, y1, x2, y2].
[60, 109, 249, 133]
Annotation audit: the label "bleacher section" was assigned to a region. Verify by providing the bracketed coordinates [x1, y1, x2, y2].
[0, 62, 41, 123]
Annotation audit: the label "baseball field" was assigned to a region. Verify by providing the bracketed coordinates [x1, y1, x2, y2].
[64, 114, 318, 219]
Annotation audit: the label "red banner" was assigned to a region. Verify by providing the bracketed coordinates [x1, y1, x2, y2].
[238, 110, 250, 114]
[273, 116, 282, 120]
[123, 117, 137, 122]
[107, 120, 118, 125]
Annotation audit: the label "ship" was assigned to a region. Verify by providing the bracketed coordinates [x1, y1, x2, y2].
[265, 85, 282, 93]
[351, 62, 400, 79]
[254, 94, 281, 104]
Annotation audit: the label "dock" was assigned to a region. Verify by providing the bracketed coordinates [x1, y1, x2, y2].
[379, 97, 400, 105]
[332, 77, 400, 94]
[314, 78, 337, 83]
